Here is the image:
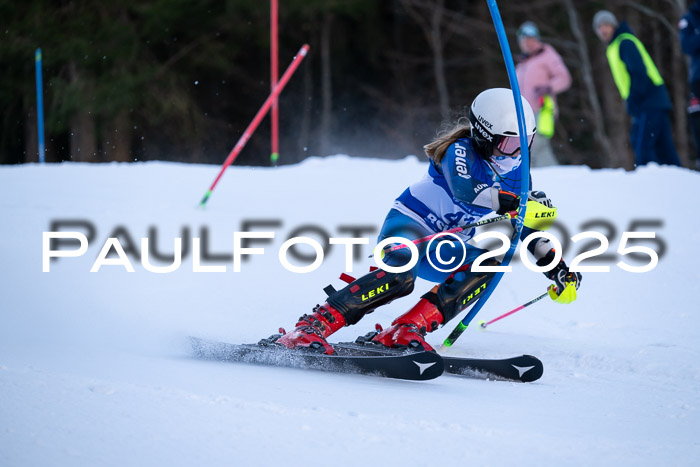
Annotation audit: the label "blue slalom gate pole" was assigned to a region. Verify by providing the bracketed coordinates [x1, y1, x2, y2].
[35, 48, 45, 163]
[441, 0, 531, 349]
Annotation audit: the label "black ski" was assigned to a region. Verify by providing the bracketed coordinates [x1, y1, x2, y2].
[331, 342, 544, 383]
[189, 337, 543, 383]
[188, 337, 444, 381]
[442, 354, 543, 382]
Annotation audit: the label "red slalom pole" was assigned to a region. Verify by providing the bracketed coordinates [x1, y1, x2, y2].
[270, 0, 279, 166]
[478, 287, 553, 329]
[199, 44, 310, 207]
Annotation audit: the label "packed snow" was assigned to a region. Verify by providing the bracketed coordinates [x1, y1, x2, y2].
[1, 156, 699, 466]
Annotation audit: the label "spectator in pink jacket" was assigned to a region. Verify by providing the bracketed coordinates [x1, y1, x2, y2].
[515, 21, 572, 167]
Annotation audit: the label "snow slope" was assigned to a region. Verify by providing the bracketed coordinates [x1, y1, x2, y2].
[1, 156, 699, 466]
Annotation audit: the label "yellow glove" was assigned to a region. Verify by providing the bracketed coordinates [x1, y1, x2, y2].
[522, 191, 557, 231]
[548, 282, 578, 304]
[546, 265, 582, 304]
[523, 201, 557, 230]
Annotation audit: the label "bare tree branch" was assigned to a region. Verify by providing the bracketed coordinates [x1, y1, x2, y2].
[562, 0, 616, 166]
[623, 1, 678, 34]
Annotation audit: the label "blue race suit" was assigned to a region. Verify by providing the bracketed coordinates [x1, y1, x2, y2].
[378, 137, 530, 283]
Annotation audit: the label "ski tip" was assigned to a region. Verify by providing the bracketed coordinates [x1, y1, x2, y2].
[441, 353, 544, 383]
[515, 354, 544, 382]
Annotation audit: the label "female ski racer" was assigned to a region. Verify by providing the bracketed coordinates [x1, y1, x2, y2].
[265, 88, 582, 354]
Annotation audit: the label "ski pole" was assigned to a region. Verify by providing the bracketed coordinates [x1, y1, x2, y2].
[439, 0, 530, 351]
[478, 287, 553, 330]
[369, 211, 516, 258]
[199, 44, 310, 207]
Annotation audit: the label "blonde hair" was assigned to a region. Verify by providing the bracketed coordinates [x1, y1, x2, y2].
[423, 120, 471, 164]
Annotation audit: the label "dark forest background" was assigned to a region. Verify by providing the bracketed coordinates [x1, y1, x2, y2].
[0, 0, 695, 169]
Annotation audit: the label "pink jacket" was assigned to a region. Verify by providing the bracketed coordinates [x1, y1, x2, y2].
[515, 43, 571, 114]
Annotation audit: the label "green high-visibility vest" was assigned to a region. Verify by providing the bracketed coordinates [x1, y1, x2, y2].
[537, 94, 555, 139]
[606, 32, 664, 100]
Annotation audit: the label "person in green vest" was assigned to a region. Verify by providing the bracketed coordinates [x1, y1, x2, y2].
[593, 10, 681, 167]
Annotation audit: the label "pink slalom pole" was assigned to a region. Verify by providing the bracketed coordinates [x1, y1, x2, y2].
[479, 287, 552, 329]
[270, 0, 279, 166]
[199, 44, 310, 207]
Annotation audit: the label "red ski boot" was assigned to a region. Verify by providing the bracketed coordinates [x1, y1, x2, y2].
[271, 303, 346, 355]
[367, 294, 444, 351]
[264, 268, 415, 355]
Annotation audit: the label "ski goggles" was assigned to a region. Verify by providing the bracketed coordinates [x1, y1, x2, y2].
[494, 133, 535, 156]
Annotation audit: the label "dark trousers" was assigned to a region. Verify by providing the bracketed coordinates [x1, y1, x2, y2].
[630, 110, 681, 167]
[688, 81, 700, 168]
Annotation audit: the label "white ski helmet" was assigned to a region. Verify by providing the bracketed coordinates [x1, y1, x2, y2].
[469, 88, 537, 159]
